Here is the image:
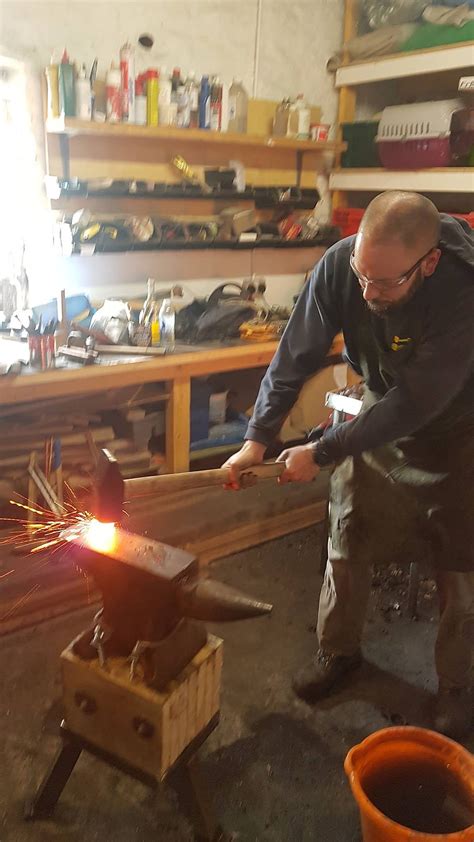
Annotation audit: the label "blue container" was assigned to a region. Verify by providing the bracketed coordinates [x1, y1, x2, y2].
[199, 76, 211, 130]
[190, 380, 211, 442]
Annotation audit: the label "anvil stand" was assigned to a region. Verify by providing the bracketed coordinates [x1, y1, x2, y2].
[25, 714, 229, 841]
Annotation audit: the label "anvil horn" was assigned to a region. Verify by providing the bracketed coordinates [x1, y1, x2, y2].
[177, 578, 273, 622]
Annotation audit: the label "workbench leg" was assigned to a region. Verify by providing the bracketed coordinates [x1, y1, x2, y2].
[166, 758, 230, 842]
[166, 377, 191, 474]
[24, 733, 81, 820]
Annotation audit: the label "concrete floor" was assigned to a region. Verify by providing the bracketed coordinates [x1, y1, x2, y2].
[1, 524, 472, 842]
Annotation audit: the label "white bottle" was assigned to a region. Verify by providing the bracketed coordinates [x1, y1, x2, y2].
[186, 71, 200, 128]
[76, 64, 92, 120]
[159, 299, 175, 350]
[106, 65, 122, 122]
[158, 67, 172, 126]
[177, 84, 190, 128]
[290, 94, 310, 139]
[227, 79, 248, 134]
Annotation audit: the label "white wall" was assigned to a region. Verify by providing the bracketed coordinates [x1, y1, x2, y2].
[1, 0, 343, 122]
[0, 0, 344, 305]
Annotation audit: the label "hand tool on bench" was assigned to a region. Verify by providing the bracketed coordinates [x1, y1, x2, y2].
[93, 447, 285, 523]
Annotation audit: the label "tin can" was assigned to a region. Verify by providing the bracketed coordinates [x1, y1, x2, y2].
[120, 41, 135, 122]
[310, 123, 330, 142]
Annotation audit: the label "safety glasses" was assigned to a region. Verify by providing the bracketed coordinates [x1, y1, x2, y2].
[350, 247, 436, 292]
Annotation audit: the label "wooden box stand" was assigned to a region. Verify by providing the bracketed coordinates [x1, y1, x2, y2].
[61, 634, 223, 781]
[25, 635, 229, 841]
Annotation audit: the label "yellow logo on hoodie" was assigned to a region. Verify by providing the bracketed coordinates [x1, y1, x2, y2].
[391, 335, 412, 352]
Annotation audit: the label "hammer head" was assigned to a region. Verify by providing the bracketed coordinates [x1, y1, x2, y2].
[93, 448, 124, 523]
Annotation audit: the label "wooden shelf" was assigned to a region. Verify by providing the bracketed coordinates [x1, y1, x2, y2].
[329, 167, 474, 194]
[335, 42, 474, 88]
[46, 117, 346, 154]
[69, 236, 338, 257]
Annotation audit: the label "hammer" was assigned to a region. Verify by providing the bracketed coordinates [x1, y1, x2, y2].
[94, 449, 285, 523]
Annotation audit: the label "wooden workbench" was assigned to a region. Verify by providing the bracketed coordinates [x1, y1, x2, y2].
[0, 342, 279, 473]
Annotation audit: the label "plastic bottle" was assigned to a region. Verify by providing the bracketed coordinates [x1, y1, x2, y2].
[120, 41, 135, 122]
[58, 49, 76, 117]
[76, 64, 92, 120]
[210, 77, 223, 131]
[151, 302, 161, 345]
[134, 75, 147, 125]
[140, 278, 155, 325]
[290, 94, 311, 139]
[171, 68, 182, 102]
[159, 299, 175, 350]
[186, 72, 200, 129]
[106, 65, 122, 122]
[227, 79, 248, 134]
[177, 83, 190, 128]
[146, 69, 159, 126]
[45, 56, 60, 120]
[158, 67, 172, 126]
[199, 75, 211, 129]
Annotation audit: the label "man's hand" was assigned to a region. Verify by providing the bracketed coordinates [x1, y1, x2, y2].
[276, 443, 320, 484]
[222, 440, 267, 490]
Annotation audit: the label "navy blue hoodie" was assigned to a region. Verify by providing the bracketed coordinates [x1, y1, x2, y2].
[246, 215, 474, 461]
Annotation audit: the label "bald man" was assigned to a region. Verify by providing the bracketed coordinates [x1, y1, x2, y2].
[224, 191, 474, 738]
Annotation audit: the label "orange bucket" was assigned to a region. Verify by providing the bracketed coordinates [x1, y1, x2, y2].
[345, 727, 474, 841]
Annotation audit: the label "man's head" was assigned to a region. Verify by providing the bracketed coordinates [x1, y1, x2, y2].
[352, 191, 441, 315]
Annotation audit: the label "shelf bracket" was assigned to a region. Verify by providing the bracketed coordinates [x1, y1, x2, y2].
[59, 133, 71, 181]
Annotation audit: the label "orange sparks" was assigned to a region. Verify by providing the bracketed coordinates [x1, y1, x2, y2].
[1, 583, 40, 621]
[0, 569, 14, 579]
[30, 538, 62, 554]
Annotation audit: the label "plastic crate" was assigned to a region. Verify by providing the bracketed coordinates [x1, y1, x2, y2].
[332, 207, 365, 238]
[341, 122, 380, 168]
[376, 99, 469, 169]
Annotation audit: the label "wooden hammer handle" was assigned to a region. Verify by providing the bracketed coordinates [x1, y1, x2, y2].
[123, 462, 284, 498]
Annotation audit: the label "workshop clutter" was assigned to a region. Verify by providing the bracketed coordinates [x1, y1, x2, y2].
[345, 726, 474, 840]
[49, 174, 322, 209]
[46, 45, 251, 132]
[0, 392, 165, 503]
[57, 199, 332, 256]
[45, 43, 327, 141]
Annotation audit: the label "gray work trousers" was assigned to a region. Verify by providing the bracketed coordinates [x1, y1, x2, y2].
[317, 449, 474, 690]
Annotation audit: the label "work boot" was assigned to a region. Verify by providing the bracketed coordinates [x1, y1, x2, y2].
[292, 648, 362, 703]
[432, 686, 473, 740]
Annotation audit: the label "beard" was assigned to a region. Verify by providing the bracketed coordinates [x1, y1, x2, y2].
[366, 270, 424, 317]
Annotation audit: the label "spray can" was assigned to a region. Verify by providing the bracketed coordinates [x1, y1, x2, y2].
[45, 56, 60, 120]
[76, 64, 92, 120]
[146, 69, 159, 126]
[210, 77, 222, 132]
[199, 76, 211, 130]
[106, 65, 122, 122]
[134, 75, 147, 125]
[58, 49, 76, 118]
[120, 41, 135, 122]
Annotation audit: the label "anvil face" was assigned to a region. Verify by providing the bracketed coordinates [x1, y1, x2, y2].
[62, 521, 199, 650]
[62, 521, 197, 582]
